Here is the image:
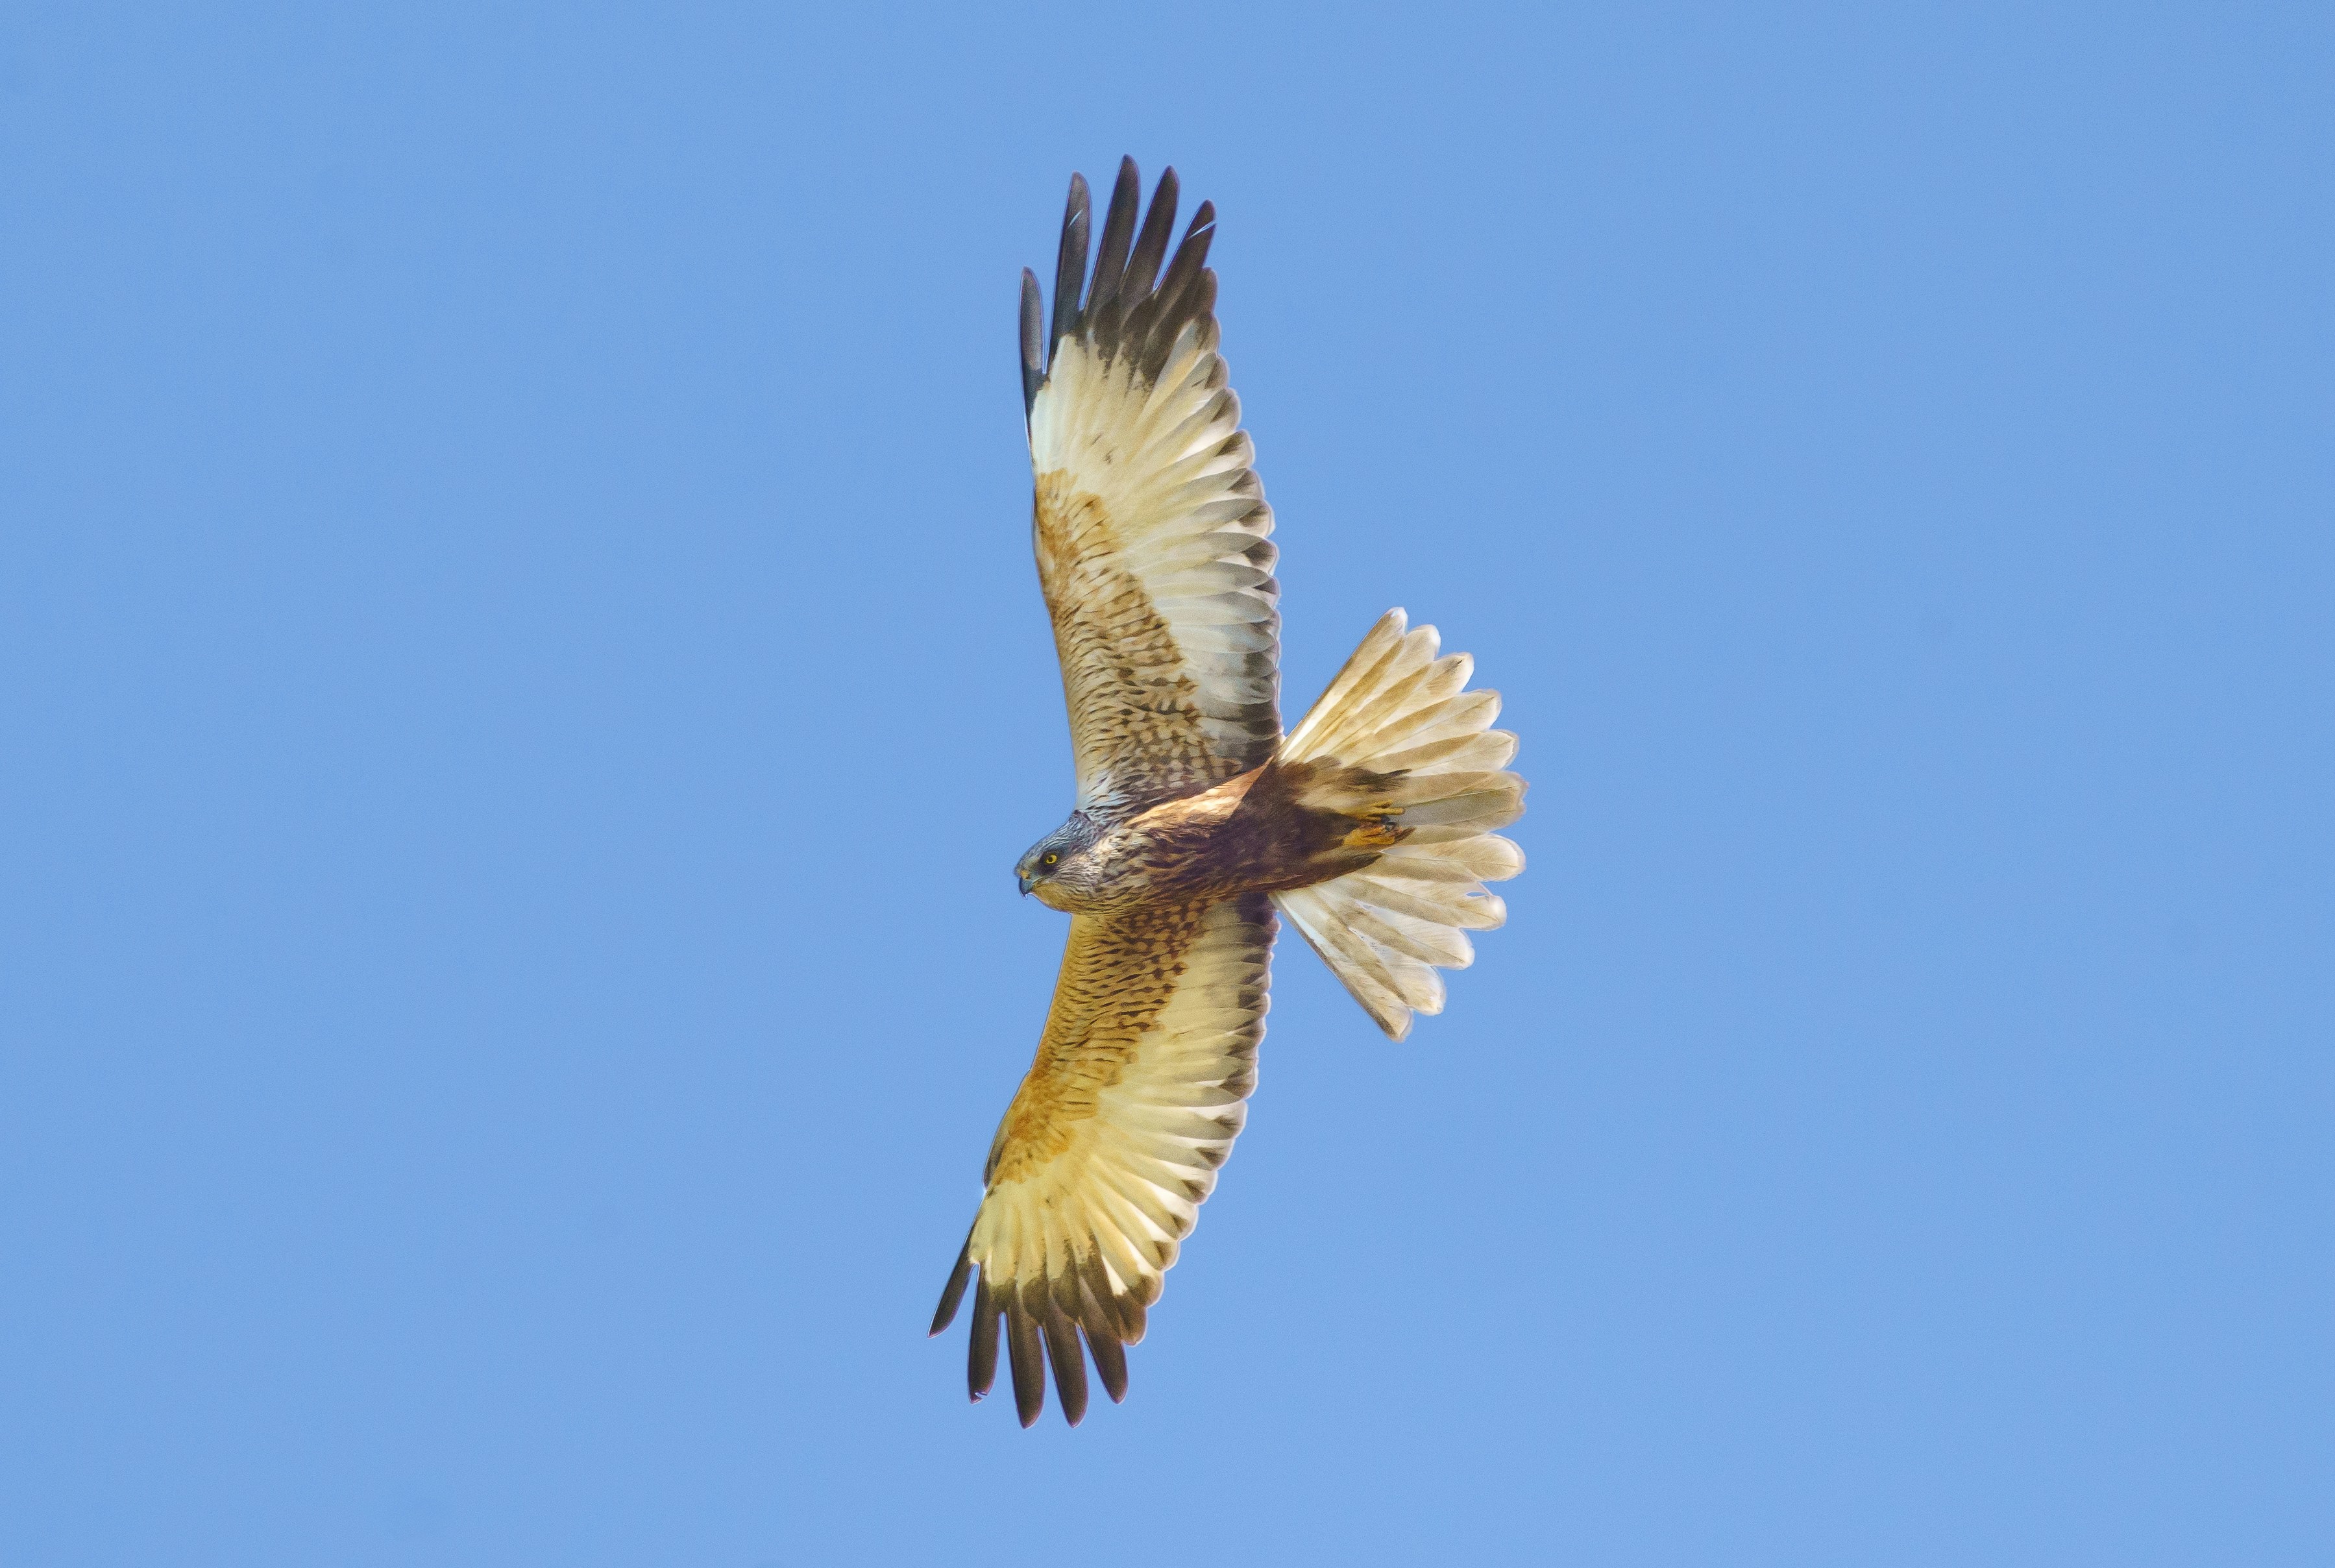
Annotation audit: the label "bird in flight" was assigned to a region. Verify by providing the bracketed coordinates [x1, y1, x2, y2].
[930, 159, 1526, 1427]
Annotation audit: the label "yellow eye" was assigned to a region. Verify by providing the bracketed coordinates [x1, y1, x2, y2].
[1042, 853, 1058, 866]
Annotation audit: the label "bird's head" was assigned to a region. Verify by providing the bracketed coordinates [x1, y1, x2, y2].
[1016, 813, 1103, 909]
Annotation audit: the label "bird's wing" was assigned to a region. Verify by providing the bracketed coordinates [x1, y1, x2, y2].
[1021, 160, 1281, 818]
[929, 893, 1275, 1426]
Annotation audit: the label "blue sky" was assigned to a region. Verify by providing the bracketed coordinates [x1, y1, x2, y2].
[4, 4, 2329, 1564]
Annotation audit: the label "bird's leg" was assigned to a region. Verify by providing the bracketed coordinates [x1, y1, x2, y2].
[1340, 806, 1404, 851]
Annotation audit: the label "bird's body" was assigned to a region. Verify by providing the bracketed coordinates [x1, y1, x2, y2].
[1020, 762, 1392, 914]
[931, 160, 1526, 1426]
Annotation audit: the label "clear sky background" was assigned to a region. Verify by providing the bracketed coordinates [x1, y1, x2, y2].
[4, 5, 2329, 1565]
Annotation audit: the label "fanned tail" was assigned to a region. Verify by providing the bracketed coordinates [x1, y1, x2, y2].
[1270, 609, 1526, 1040]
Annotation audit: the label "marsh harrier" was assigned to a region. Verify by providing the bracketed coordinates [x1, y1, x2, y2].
[930, 160, 1526, 1426]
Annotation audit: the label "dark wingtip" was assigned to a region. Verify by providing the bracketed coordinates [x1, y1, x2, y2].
[1120, 167, 1180, 304]
[1086, 156, 1142, 323]
[1168, 202, 1217, 286]
[1031, 161, 1219, 398]
[1043, 1307, 1089, 1427]
[1019, 269, 1044, 415]
[967, 1275, 999, 1402]
[929, 1243, 973, 1337]
[1048, 173, 1092, 371]
[1007, 1295, 1046, 1428]
[1087, 1330, 1129, 1404]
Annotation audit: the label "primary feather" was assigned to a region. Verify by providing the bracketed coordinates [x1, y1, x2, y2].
[1024, 158, 1280, 818]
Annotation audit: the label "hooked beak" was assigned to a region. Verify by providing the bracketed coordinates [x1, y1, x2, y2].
[1017, 871, 1034, 897]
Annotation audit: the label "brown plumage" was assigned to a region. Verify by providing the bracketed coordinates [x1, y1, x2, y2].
[931, 159, 1527, 1426]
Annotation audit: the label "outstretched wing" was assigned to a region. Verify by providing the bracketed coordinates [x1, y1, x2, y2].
[929, 894, 1275, 1426]
[1022, 159, 1282, 818]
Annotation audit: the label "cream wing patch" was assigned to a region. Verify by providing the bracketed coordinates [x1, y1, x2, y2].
[1025, 163, 1280, 816]
[932, 893, 1273, 1427]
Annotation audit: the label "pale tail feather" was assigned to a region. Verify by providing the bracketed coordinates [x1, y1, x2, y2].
[1272, 609, 1525, 1040]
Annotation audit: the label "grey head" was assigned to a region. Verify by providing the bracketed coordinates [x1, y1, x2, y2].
[1016, 811, 1103, 901]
